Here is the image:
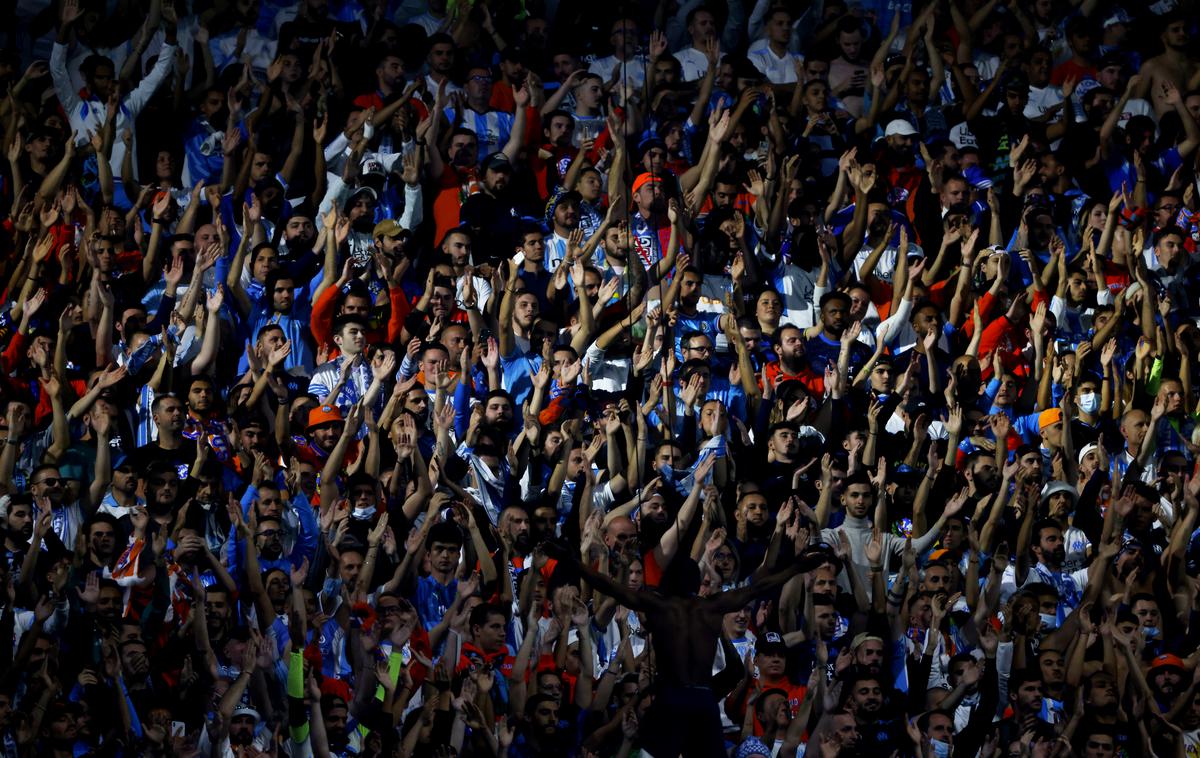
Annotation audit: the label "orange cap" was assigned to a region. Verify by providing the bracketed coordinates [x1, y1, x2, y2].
[632, 172, 662, 194]
[1151, 653, 1185, 671]
[1037, 408, 1063, 432]
[306, 404, 344, 430]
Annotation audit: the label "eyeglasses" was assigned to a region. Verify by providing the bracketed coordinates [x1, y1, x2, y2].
[33, 477, 64, 487]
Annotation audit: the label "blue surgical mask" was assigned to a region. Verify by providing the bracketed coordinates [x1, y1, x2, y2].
[352, 505, 377, 521]
[1039, 612, 1059, 630]
[1077, 392, 1099, 414]
[1144, 625, 1161, 639]
[930, 739, 952, 758]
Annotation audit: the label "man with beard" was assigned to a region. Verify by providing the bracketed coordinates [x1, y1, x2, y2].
[498, 505, 538, 565]
[237, 269, 315, 375]
[762, 326, 823, 394]
[873, 121, 923, 201]
[629, 172, 675, 270]
[291, 402, 348, 472]
[1014, 519, 1092, 617]
[730, 488, 773, 579]
[131, 394, 197, 479]
[1133, 13, 1197, 116]
[804, 292, 871, 376]
[277, 210, 317, 265]
[459, 148, 529, 259]
[180, 375, 238, 472]
[508, 694, 565, 757]
[959, 450, 1001, 503]
[662, 263, 733, 361]
[844, 671, 902, 751]
[29, 464, 90, 547]
[143, 460, 183, 528]
[432, 84, 525, 245]
[437, 228, 492, 316]
[1, 495, 34, 578]
[543, 190, 583, 273]
[38, 700, 85, 758]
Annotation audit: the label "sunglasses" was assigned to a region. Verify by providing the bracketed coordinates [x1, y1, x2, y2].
[34, 477, 64, 487]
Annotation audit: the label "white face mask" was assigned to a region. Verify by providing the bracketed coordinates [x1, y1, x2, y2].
[1039, 612, 1059, 631]
[1077, 392, 1099, 414]
[930, 739, 952, 758]
[352, 505, 377, 521]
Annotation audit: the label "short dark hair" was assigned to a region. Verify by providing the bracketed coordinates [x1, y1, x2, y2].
[427, 520, 464, 549]
[469, 602, 507, 630]
[819, 291, 851, 310]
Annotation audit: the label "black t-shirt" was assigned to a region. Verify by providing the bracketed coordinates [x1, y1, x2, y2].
[130, 440, 198, 480]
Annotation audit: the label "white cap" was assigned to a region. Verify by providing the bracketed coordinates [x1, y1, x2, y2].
[1078, 442, 1099, 464]
[884, 119, 918, 137]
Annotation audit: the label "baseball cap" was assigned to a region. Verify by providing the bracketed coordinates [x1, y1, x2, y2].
[1103, 8, 1131, 27]
[884, 119, 918, 137]
[756, 631, 789, 657]
[500, 45, 527, 64]
[482, 152, 513, 173]
[345, 185, 378, 206]
[638, 135, 667, 158]
[373, 219, 408, 239]
[1077, 442, 1099, 464]
[851, 633, 883, 650]
[1150, 653, 1185, 671]
[1004, 77, 1030, 94]
[361, 157, 385, 177]
[544, 189, 582, 224]
[632, 172, 662, 194]
[306, 404, 344, 430]
[1037, 408, 1063, 432]
[232, 706, 261, 723]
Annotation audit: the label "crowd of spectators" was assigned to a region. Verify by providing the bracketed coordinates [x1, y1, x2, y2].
[3, 0, 1200, 756]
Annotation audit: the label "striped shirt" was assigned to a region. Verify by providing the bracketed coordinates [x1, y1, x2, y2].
[443, 107, 514, 164]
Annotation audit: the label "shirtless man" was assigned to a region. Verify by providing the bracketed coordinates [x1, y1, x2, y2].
[1134, 12, 1196, 116]
[567, 546, 815, 757]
